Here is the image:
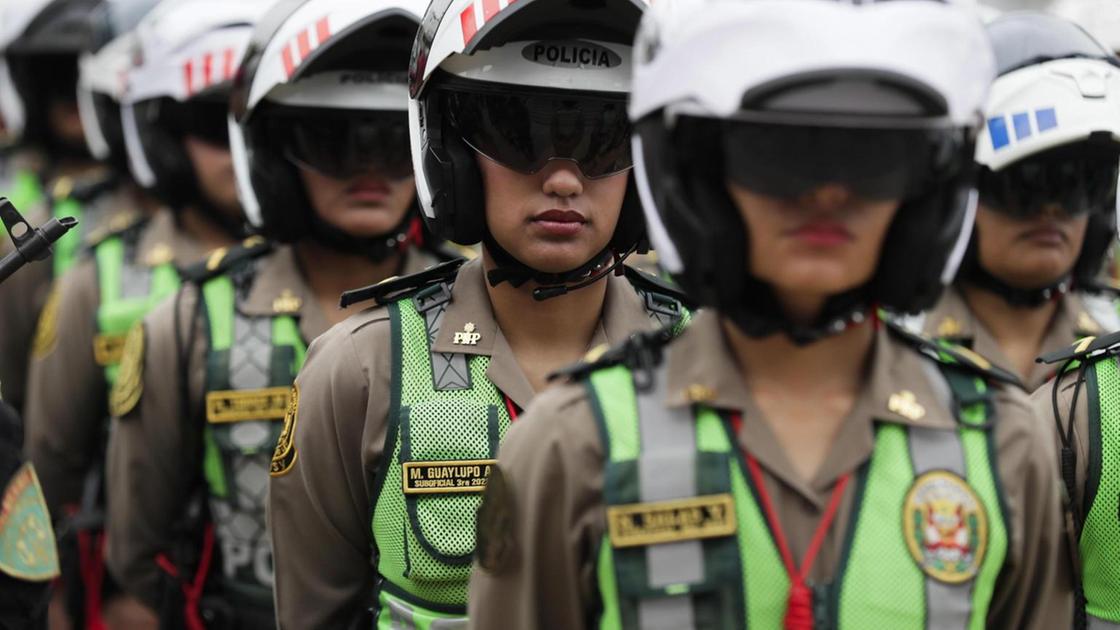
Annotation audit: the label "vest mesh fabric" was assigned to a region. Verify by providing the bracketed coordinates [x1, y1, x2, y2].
[590, 358, 1008, 630]
[1084, 356, 1120, 621]
[373, 294, 511, 610]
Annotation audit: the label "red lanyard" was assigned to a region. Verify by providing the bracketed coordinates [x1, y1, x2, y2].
[731, 412, 851, 630]
[503, 394, 520, 422]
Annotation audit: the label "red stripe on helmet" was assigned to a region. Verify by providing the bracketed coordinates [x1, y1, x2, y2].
[183, 59, 194, 96]
[202, 52, 214, 88]
[316, 16, 331, 47]
[482, 0, 500, 21]
[281, 44, 296, 78]
[460, 3, 478, 45]
[297, 29, 312, 60]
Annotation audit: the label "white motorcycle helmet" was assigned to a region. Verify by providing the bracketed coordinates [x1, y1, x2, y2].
[630, 0, 995, 342]
[408, 0, 647, 296]
[962, 12, 1120, 302]
[0, 0, 99, 148]
[121, 0, 271, 211]
[228, 0, 427, 260]
[76, 0, 161, 167]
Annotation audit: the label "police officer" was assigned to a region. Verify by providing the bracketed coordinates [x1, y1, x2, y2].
[22, 1, 271, 626]
[0, 200, 69, 629]
[0, 0, 109, 412]
[908, 13, 1120, 392]
[106, 0, 455, 625]
[267, 0, 692, 625]
[468, 0, 1070, 628]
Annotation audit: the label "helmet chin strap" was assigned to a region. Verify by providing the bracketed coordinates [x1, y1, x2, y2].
[482, 229, 632, 301]
[307, 212, 417, 263]
[723, 274, 875, 346]
[965, 263, 1072, 307]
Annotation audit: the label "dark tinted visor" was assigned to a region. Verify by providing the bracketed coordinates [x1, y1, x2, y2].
[443, 86, 632, 179]
[978, 145, 1119, 218]
[268, 108, 412, 180]
[159, 99, 230, 146]
[717, 120, 968, 201]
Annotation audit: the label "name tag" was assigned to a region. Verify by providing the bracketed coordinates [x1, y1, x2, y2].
[206, 387, 291, 423]
[608, 493, 737, 548]
[93, 333, 127, 366]
[402, 459, 498, 494]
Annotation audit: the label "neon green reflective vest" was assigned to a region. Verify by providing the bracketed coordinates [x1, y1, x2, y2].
[197, 256, 305, 610]
[586, 336, 1009, 630]
[370, 268, 690, 629]
[1079, 354, 1120, 628]
[93, 224, 180, 388]
[4, 167, 43, 218]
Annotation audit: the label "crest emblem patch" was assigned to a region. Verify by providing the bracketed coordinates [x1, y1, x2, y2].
[0, 463, 60, 581]
[903, 470, 988, 584]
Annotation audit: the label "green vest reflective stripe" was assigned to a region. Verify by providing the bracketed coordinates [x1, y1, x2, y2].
[370, 275, 689, 628]
[52, 196, 84, 277]
[94, 232, 180, 388]
[588, 357, 1008, 630]
[1081, 355, 1120, 624]
[199, 270, 305, 607]
[7, 168, 43, 216]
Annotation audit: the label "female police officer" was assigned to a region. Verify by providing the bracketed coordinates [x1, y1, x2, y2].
[912, 13, 1120, 392]
[105, 0, 453, 626]
[468, 0, 1070, 627]
[266, 0, 690, 625]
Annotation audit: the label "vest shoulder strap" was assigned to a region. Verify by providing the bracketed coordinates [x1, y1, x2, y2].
[181, 236, 272, 285]
[550, 327, 674, 385]
[340, 257, 466, 308]
[50, 171, 117, 204]
[85, 213, 147, 249]
[885, 318, 1019, 386]
[623, 266, 697, 310]
[1039, 330, 1120, 368]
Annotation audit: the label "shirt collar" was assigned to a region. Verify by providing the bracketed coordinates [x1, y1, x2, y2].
[135, 210, 208, 269]
[665, 312, 958, 500]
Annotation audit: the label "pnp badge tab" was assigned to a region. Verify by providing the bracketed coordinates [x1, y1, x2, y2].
[608, 494, 737, 548]
[402, 459, 498, 494]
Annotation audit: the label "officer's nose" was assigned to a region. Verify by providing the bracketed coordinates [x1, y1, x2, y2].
[541, 160, 585, 198]
[800, 183, 855, 212]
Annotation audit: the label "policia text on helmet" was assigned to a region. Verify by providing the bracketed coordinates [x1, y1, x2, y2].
[409, 0, 647, 299]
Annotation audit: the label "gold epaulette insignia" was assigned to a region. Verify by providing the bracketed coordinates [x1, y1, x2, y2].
[269, 385, 300, 477]
[108, 324, 145, 417]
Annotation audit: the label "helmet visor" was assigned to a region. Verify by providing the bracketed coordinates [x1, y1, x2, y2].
[444, 87, 632, 179]
[718, 121, 968, 201]
[159, 99, 230, 146]
[272, 109, 412, 180]
[978, 148, 1120, 218]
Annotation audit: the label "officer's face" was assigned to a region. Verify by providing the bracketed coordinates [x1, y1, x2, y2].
[184, 136, 242, 218]
[973, 201, 1089, 290]
[478, 155, 626, 274]
[299, 167, 416, 238]
[727, 181, 899, 320]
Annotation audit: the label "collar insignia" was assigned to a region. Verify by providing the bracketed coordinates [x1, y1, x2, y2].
[888, 390, 926, 421]
[453, 322, 481, 346]
[272, 289, 302, 314]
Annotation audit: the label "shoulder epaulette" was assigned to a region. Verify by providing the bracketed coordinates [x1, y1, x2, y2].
[549, 327, 674, 384]
[51, 171, 117, 203]
[885, 318, 1020, 386]
[623, 265, 697, 311]
[1038, 329, 1120, 366]
[180, 236, 273, 284]
[85, 213, 147, 248]
[339, 257, 466, 308]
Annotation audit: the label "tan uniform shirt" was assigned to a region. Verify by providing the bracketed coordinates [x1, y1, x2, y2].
[917, 286, 1119, 392]
[267, 258, 661, 629]
[468, 310, 1071, 630]
[106, 246, 439, 608]
[24, 210, 205, 514]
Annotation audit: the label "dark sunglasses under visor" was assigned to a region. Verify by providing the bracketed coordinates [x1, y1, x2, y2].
[271, 110, 412, 181]
[444, 88, 633, 179]
[717, 121, 967, 201]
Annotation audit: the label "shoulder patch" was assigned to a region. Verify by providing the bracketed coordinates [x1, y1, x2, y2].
[270, 384, 300, 477]
[180, 236, 272, 284]
[109, 323, 145, 417]
[30, 284, 60, 360]
[622, 265, 697, 311]
[885, 318, 1019, 385]
[339, 257, 466, 308]
[52, 171, 116, 203]
[1038, 329, 1120, 366]
[0, 463, 59, 582]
